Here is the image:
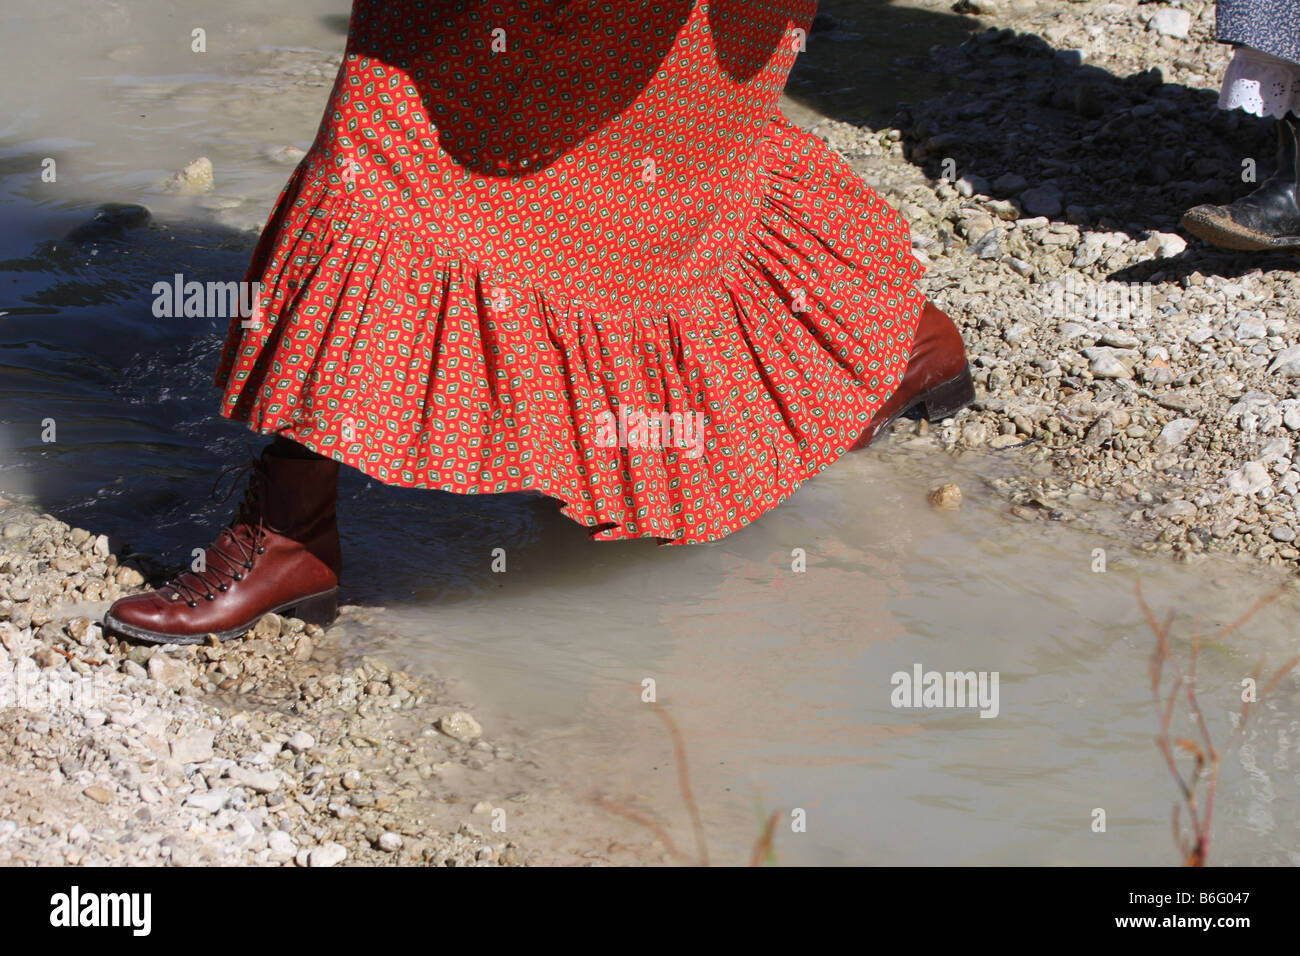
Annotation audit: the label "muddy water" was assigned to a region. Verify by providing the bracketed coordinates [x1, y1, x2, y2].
[2, 0, 1298, 866]
[353, 446, 1300, 867]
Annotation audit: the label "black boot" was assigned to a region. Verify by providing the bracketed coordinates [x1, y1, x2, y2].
[1182, 112, 1300, 251]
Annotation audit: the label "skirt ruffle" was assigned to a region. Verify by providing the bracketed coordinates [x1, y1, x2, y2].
[215, 116, 925, 544]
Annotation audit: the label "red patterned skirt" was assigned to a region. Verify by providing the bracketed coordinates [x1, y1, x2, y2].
[215, 0, 926, 544]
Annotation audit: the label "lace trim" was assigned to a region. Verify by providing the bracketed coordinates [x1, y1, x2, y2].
[1219, 46, 1300, 119]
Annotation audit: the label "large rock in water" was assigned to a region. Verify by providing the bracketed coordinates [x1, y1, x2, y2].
[437, 711, 482, 743]
[164, 156, 214, 195]
[63, 202, 152, 243]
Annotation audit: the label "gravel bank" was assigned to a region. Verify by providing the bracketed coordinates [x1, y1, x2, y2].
[0, 496, 658, 866]
[808, 0, 1300, 569]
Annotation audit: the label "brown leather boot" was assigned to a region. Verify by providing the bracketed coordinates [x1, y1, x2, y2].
[850, 301, 974, 450]
[104, 447, 341, 645]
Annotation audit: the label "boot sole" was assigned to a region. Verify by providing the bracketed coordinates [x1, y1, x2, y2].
[103, 587, 339, 646]
[1180, 209, 1300, 252]
[861, 364, 976, 450]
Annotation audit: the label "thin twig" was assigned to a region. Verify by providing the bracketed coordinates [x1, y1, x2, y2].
[652, 705, 709, 868]
[749, 809, 781, 867]
[1142, 581, 1295, 865]
[50, 645, 102, 667]
[596, 703, 784, 865]
[594, 796, 691, 864]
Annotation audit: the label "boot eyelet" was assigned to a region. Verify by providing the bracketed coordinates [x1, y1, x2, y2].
[204, 593, 215, 601]
[244, 561, 254, 570]
[233, 573, 243, 581]
[256, 546, 265, 554]
[218, 584, 228, 592]
[187, 601, 197, 608]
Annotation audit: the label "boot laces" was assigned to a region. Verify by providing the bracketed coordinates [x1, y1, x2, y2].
[162, 456, 270, 607]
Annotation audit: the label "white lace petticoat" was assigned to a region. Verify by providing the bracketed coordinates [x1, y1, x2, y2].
[1219, 45, 1300, 119]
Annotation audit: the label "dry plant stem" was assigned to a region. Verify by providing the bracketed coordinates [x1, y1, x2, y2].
[652, 705, 709, 867]
[749, 809, 781, 867]
[1137, 579, 1296, 866]
[594, 796, 691, 864]
[595, 704, 784, 866]
[50, 645, 101, 667]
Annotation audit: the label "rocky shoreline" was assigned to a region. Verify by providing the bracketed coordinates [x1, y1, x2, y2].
[807, 0, 1300, 571]
[0, 498, 658, 866]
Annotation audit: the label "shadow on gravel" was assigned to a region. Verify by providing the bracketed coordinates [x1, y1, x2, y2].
[784, 0, 979, 126]
[789, 4, 1293, 278]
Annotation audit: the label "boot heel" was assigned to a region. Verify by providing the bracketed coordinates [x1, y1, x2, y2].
[918, 365, 975, 422]
[285, 588, 338, 627]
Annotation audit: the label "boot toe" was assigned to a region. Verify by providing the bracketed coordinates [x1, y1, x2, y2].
[1182, 204, 1226, 224]
[104, 590, 195, 641]
[1182, 206, 1283, 251]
